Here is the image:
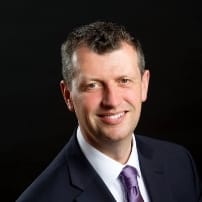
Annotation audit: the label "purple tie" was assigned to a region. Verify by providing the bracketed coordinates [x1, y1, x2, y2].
[119, 165, 144, 202]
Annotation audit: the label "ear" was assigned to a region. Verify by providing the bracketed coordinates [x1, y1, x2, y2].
[141, 70, 150, 102]
[60, 80, 74, 112]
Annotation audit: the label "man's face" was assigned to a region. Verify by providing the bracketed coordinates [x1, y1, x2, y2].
[61, 42, 150, 150]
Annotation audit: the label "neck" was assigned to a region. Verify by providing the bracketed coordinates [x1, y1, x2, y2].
[87, 135, 133, 164]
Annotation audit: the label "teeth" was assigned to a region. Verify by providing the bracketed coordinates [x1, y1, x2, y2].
[104, 112, 124, 120]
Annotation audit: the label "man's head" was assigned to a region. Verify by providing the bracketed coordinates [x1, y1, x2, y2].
[61, 21, 145, 88]
[60, 21, 150, 159]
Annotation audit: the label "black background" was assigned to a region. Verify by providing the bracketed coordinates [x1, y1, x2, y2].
[1, 0, 202, 201]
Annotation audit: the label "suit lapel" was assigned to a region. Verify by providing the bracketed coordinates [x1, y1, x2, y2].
[65, 134, 116, 202]
[136, 136, 173, 202]
[75, 177, 116, 202]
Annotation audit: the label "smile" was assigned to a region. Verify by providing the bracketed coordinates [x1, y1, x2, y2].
[98, 111, 127, 124]
[103, 112, 125, 119]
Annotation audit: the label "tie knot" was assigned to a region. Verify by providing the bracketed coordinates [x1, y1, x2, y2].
[119, 165, 144, 202]
[120, 165, 138, 188]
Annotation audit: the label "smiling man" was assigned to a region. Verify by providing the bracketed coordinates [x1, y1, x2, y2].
[17, 21, 202, 202]
[61, 42, 149, 164]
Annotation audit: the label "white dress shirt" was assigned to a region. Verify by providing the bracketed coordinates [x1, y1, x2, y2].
[77, 127, 150, 202]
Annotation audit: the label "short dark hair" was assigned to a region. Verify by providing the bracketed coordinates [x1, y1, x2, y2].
[61, 21, 145, 87]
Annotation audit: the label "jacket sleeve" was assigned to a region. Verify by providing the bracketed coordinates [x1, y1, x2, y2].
[185, 149, 202, 201]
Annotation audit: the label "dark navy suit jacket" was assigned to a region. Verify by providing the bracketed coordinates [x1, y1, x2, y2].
[16, 131, 202, 202]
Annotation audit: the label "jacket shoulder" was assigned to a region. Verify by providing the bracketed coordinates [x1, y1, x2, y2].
[16, 138, 77, 202]
[136, 134, 202, 201]
[136, 134, 189, 155]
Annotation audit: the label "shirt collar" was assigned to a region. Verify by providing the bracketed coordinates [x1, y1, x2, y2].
[76, 126, 141, 185]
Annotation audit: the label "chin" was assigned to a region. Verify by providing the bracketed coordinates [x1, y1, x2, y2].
[101, 129, 132, 142]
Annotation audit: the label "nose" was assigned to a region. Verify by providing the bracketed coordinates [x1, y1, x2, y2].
[101, 84, 121, 108]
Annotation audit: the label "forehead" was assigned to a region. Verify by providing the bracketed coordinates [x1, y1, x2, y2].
[72, 42, 138, 70]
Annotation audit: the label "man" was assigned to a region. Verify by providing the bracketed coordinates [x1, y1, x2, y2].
[17, 21, 202, 202]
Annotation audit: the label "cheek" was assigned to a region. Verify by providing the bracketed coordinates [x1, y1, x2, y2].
[72, 93, 101, 113]
[124, 88, 142, 104]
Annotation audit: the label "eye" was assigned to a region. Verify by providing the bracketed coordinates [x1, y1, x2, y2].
[121, 78, 130, 83]
[87, 82, 97, 89]
[118, 77, 133, 87]
[119, 78, 131, 85]
[85, 81, 102, 90]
